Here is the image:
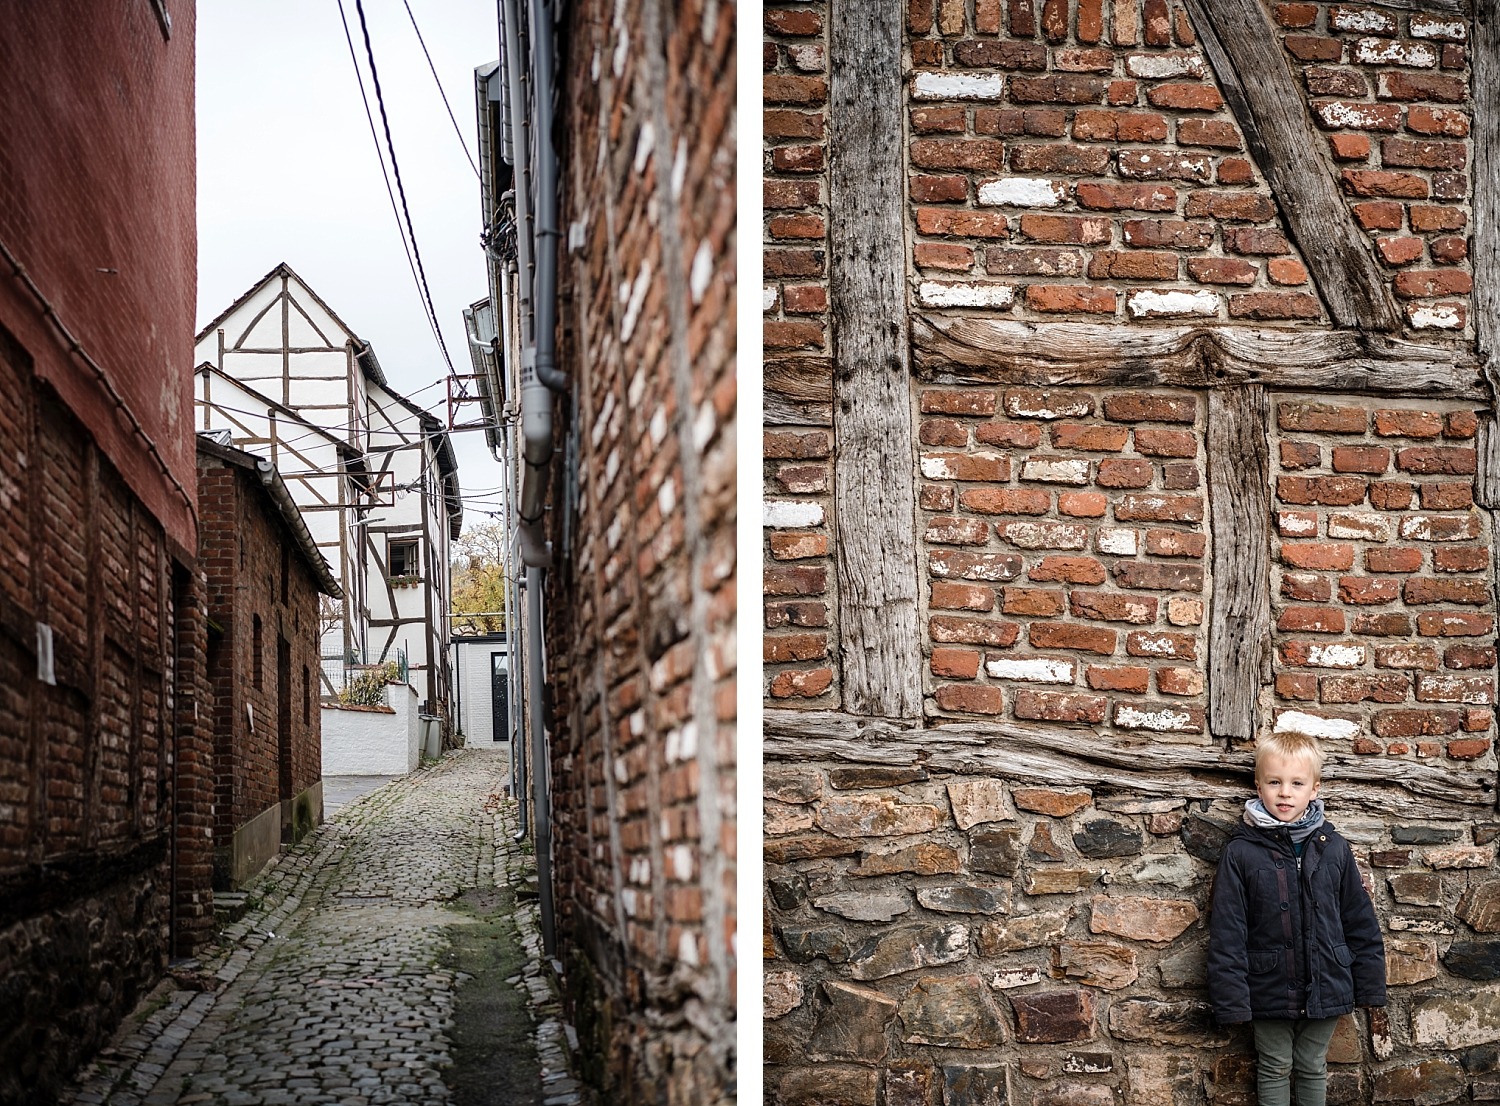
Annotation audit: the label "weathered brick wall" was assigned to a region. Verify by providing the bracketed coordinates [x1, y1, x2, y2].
[0, 330, 183, 1103]
[199, 451, 325, 887]
[0, 10, 198, 1093]
[1270, 397, 1493, 757]
[765, 0, 840, 707]
[547, 0, 736, 1100]
[918, 386, 1211, 733]
[173, 564, 216, 956]
[0, 0, 197, 554]
[764, 2, 1497, 1102]
[892, 0, 1470, 329]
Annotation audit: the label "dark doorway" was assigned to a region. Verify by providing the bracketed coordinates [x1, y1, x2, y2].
[491, 653, 508, 743]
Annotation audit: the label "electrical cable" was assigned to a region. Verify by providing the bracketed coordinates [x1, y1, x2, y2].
[351, 0, 456, 375]
[400, 0, 480, 179]
[334, 0, 442, 370]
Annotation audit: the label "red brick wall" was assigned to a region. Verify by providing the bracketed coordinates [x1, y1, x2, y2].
[1270, 397, 1492, 758]
[918, 386, 1212, 732]
[764, 0, 839, 707]
[0, 1, 197, 554]
[889, 0, 1471, 329]
[546, 0, 736, 1100]
[0, 328, 184, 1102]
[198, 453, 325, 882]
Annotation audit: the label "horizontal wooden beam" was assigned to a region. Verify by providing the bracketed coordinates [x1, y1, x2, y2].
[765, 355, 833, 426]
[912, 316, 1483, 397]
[764, 709, 1494, 818]
[1359, 0, 1466, 12]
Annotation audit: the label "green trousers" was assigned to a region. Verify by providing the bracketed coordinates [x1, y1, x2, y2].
[1252, 1017, 1342, 1106]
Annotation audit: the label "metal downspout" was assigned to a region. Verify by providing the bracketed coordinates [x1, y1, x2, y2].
[501, 0, 560, 961]
[526, 0, 560, 962]
[527, 565, 556, 959]
[527, 0, 566, 396]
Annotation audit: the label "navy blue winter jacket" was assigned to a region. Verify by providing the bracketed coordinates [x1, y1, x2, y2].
[1207, 819, 1386, 1023]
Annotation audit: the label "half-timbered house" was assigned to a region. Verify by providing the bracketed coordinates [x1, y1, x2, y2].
[194, 264, 461, 726]
[765, 0, 1499, 1100]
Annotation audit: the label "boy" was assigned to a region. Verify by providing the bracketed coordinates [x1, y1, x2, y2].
[1207, 730, 1386, 1106]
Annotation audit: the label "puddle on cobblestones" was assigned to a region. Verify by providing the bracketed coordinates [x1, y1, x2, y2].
[441, 884, 546, 1105]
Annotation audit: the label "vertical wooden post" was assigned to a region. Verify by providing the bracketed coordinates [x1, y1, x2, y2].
[1473, 4, 1500, 507]
[1208, 384, 1271, 742]
[828, 0, 923, 718]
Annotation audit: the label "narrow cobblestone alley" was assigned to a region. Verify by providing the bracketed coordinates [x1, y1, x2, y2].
[57, 751, 580, 1106]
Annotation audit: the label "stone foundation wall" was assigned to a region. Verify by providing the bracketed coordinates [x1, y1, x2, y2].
[766, 766, 1500, 1104]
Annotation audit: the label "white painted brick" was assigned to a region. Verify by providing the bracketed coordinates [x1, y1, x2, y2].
[984, 657, 1075, 683]
[978, 178, 1067, 208]
[918, 281, 1015, 309]
[1409, 304, 1464, 330]
[1274, 711, 1360, 740]
[1304, 643, 1368, 669]
[912, 72, 1005, 101]
[1124, 52, 1206, 79]
[1410, 14, 1466, 41]
[1352, 37, 1438, 67]
[1126, 288, 1220, 319]
[1330, 7, 1396, 34]
[763, 500, 825, 528]
[1327, 513, 1390, 542]
[1021, 457, 1091, 485]
[1097, 528, 1139, 556]
[1114, 705, 1197, 732]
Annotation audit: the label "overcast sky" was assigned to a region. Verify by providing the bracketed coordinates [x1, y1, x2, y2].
[196, 0, 505, 528]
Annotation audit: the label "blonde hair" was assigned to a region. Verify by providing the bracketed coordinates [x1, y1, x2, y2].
[1255, 730, 1326, 780]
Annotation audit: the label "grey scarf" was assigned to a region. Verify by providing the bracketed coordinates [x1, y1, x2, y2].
[1244, 797, 1326, 843]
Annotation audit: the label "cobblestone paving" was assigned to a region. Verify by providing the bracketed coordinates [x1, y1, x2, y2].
[60, 750, 580, 1106]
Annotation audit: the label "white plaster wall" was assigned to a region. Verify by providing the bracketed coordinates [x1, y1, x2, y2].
[320, 681, 420, 775]
[454, 640, 506, 746]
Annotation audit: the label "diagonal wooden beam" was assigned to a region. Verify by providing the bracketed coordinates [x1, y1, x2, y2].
[827, 0, 923, 718]
[1183, 0, 1402, 332]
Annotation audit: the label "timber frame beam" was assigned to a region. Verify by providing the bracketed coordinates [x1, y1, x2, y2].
[1182, 0, 1402, 331]
[827, 0, 923, 718]
[765, 710, 1495, 819]
[912, 317, 1482, 397]
[1208, 386, 1271, 742]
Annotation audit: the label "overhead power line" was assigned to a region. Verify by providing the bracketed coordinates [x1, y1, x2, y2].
[335, 0, 443, 368]
[400, 0, 481, 179]
[337, 0, 456, 375]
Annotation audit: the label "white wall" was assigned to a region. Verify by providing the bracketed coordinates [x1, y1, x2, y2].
[320, 681, 420, 775]
[454, 637, 508, 746]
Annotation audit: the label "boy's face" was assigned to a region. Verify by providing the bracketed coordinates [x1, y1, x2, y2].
[1256, 751, 1322, 823]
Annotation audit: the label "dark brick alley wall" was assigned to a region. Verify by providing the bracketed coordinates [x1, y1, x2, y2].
[198, 449, 326, 888]
[545, 0, 737, 1101]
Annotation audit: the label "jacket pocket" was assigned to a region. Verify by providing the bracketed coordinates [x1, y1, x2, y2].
[1333, 944, 1353, 967]
[1249, 950, 1280, 974]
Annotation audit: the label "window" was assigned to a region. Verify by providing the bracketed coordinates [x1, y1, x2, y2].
[388, 538, 419, 578]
